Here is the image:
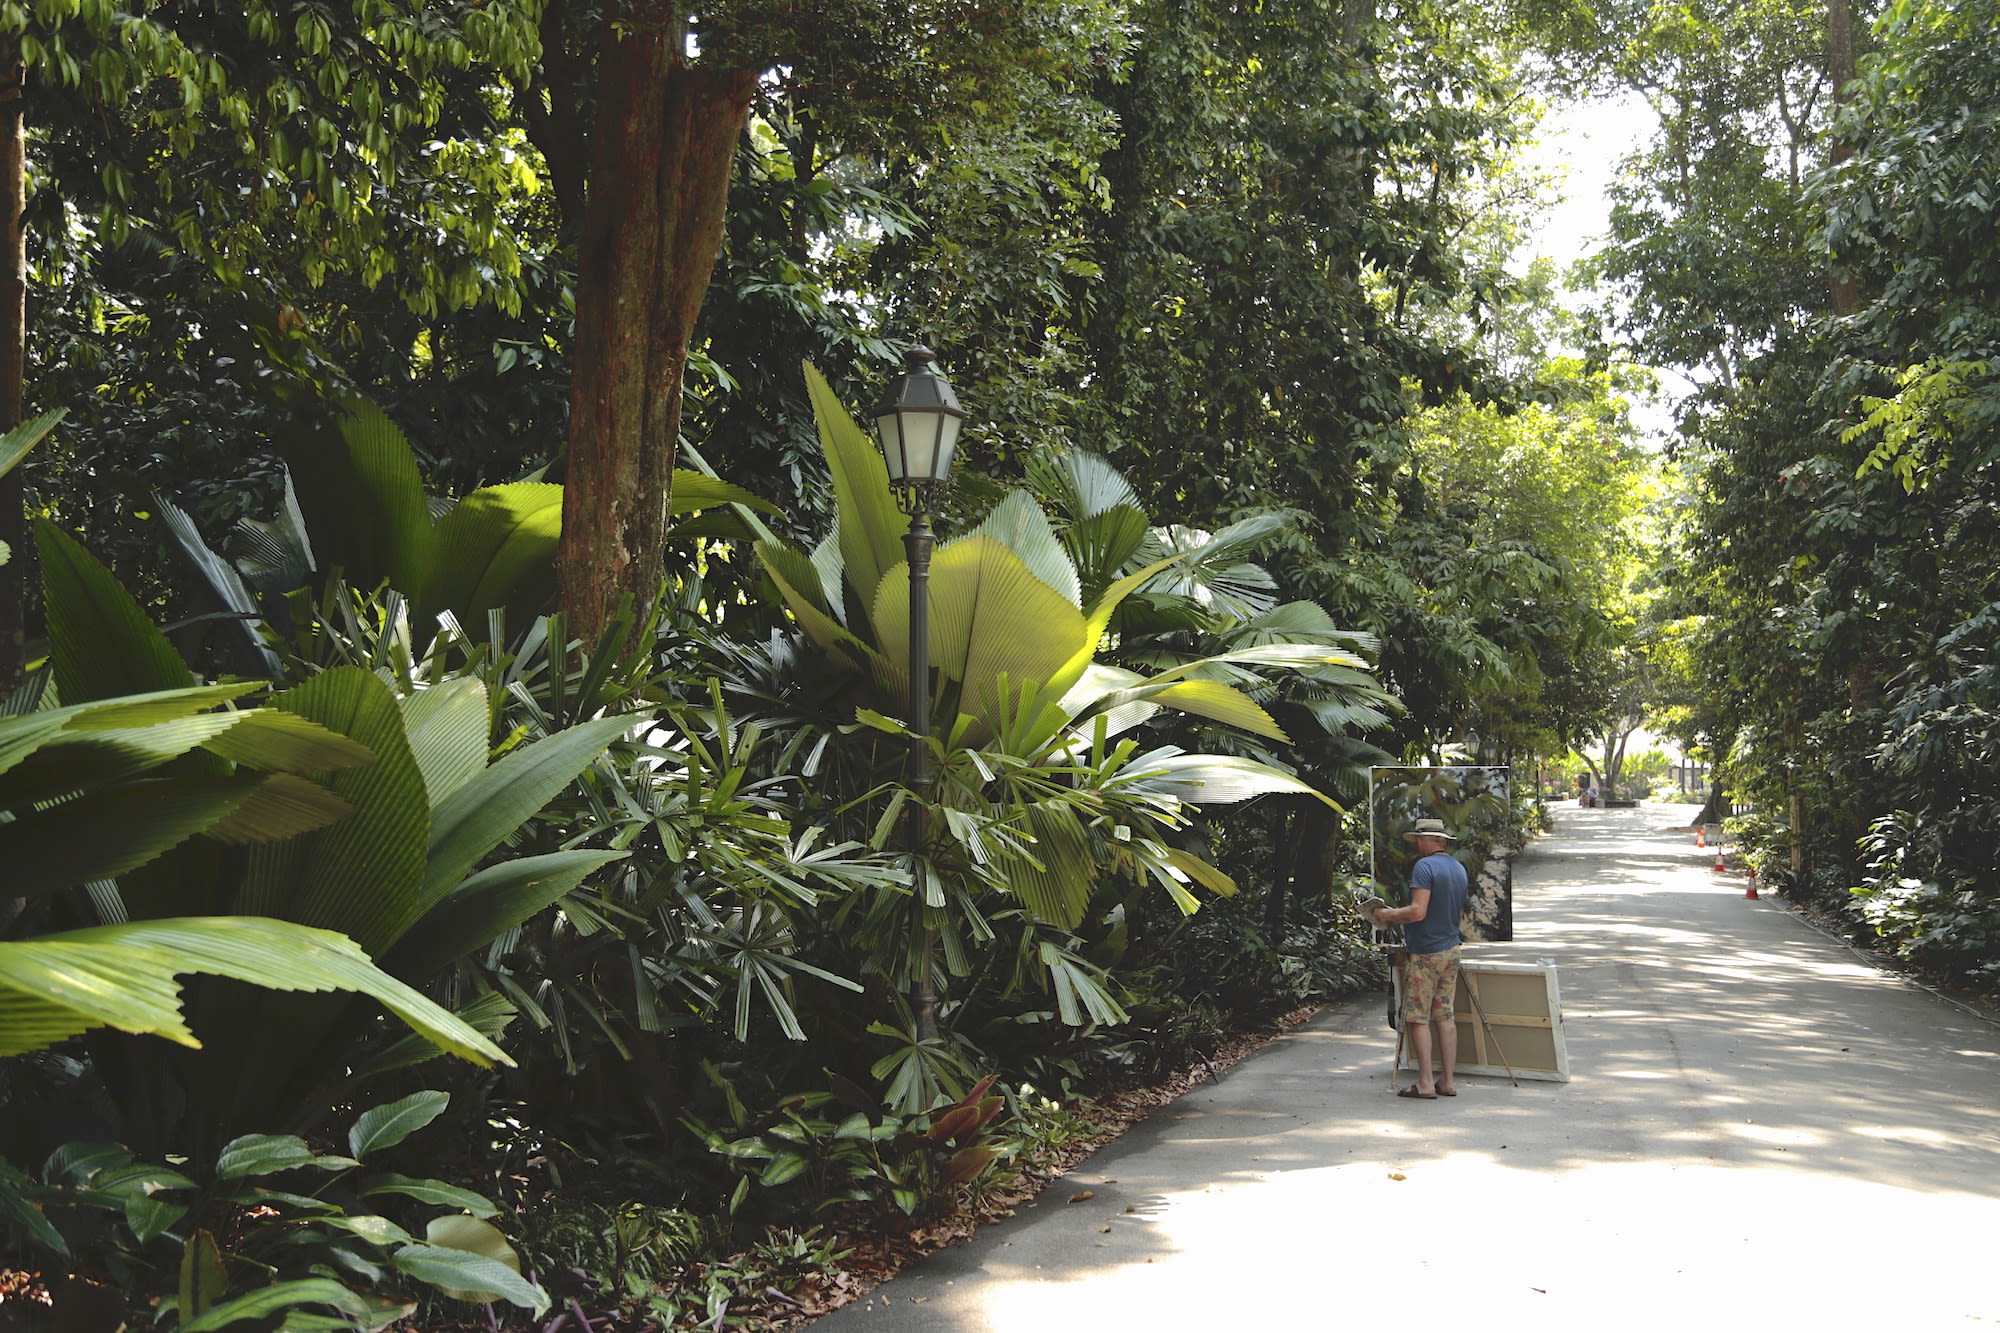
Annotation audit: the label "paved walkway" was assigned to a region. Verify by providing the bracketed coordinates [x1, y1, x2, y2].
[812, 803, 2000, 1331]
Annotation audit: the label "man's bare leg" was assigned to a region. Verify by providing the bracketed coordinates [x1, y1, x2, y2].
[1407, 1020, 1436, 1095]
[1435, 1017, 1458, 1095]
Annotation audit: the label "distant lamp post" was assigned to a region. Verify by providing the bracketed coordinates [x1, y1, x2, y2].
[874, 344, 964, 1042]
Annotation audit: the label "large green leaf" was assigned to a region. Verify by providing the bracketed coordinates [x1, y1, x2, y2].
[757, 539, 886, 677]
[424, 482, 561, 627]
[1001, 801, 1097, 930]
[399, 678, 489, 808]
[874, 536, 1086, 730]
[399, 1217, 546, 1311]
[0, 776, 265, 896]
[0, 714, 249, 808]
[969, 490, 1081, 607]
[1122, 751, 1339, 809]
[156, 493, 283, 675]
[804, 361, 905, 611]
[198, 709, 379, 773]
[0, 684, 256, 790]
[0, 917, 510, 1065]
[348, 1090, 450, 1159]
[178, 1278, 378, 1332]
[390, 849, 625, 981]
[239, 669, 430, 954]
[280, 395, 433, 603]
[1091, 676, 1287, 741]
[36, 521, 195, 704]
[359, 1173, 500, 1218]
[419, 714, 640, 919]
[1044, 550, 1205, 703]
[670, 472, 779, 516]
[0, 408, 64, 480]
[203, 773, 355, 845]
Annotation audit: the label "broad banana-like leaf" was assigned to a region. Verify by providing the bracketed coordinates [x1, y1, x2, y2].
[280, 394, 433, 603]
[0, 917, 512, 1065]
[0, 408, 63, 480]
[418, 714, 643, 919]
[238, 668, 430, 954]
[804, 361, 905, 611]
[1122, 750, 1340, 809]
[36, 521, 196, 703]
[400, 678, 489, 808]
[968, 490, 1081, 607]
[389, 848, 626, 981]
[424, 482, 561, 627]
[874, 536, 1086, 730]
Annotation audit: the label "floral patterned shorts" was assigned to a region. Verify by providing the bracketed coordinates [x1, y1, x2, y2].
[1402, 947, 1461, 1025]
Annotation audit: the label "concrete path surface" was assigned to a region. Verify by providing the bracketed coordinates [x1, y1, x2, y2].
[811, 802, 2000, 1331]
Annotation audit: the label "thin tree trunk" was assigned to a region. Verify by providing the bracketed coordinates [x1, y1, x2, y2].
[0, 38, 27, 691]
[557, 8, 754, 642]
[1826, 0, 1860, 316]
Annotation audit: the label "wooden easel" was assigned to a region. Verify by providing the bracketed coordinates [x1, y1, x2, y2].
[1390, 952, 1519, 1090]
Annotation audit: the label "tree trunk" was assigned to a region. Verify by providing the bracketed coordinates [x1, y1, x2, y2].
[557, 10, 755, 643]
[1826, 0, 1860, 316]
[1264, 808, 1297, 949]
[0, 39, 27, 691]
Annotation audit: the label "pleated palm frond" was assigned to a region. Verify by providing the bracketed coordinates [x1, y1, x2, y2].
[0, 917, 509, 1065]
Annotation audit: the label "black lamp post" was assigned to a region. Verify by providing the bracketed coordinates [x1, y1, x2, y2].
[874, 344, 964, 1042]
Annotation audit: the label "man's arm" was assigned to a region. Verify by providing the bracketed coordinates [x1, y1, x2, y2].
[1375, 887, 1431, 926]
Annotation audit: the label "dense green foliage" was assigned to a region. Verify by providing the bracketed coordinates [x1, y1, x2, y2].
[0, 0, 1696, 1324]
[1594, 0, 2000, 990]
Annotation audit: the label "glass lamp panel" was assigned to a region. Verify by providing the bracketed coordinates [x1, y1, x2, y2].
[931, 413, 963, 483]
[899, 409, 944, 484]
[875, 410, 908, 483]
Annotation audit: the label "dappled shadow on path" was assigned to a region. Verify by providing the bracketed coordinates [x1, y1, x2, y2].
[813, 801, 2000, 1329]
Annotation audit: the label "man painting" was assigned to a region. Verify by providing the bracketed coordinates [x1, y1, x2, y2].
[1372, 816, 1470, 1099]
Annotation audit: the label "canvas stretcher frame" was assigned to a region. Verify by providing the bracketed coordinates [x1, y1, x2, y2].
[1396, 957, 1570, 1083]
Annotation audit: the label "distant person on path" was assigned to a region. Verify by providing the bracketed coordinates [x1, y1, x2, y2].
[1371, 816, 1470, 1099]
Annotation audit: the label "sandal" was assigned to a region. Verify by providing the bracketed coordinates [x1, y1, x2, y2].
[1396, 1085, 1438, 1100]
[1436, 1086, 1458, 1097]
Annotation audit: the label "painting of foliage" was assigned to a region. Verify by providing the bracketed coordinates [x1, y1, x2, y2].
[1369, 766, 1513, 943]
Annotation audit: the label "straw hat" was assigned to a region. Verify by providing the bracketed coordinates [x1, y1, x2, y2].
[1401, 817, 1457, 842]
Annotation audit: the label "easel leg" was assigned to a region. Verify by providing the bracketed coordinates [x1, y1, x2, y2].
[1388, 952, 1406, 1091]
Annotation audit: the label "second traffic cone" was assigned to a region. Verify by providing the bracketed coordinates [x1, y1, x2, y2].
[1744, 868, 1759, 900]
[1696, 826, 1706, 848]
[1713, 848, 1727, 872]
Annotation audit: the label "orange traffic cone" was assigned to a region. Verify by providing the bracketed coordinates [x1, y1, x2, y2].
[1712, 847, 1727, 872]
[1696, 826, 1706, 848]
[1744, 868, 1759, 900]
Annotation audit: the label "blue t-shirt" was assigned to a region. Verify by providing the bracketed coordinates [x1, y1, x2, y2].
[1405, 851, 1469, 955]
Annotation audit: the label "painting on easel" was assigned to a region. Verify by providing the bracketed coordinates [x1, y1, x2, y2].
[1369, 765, 1513, 943]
